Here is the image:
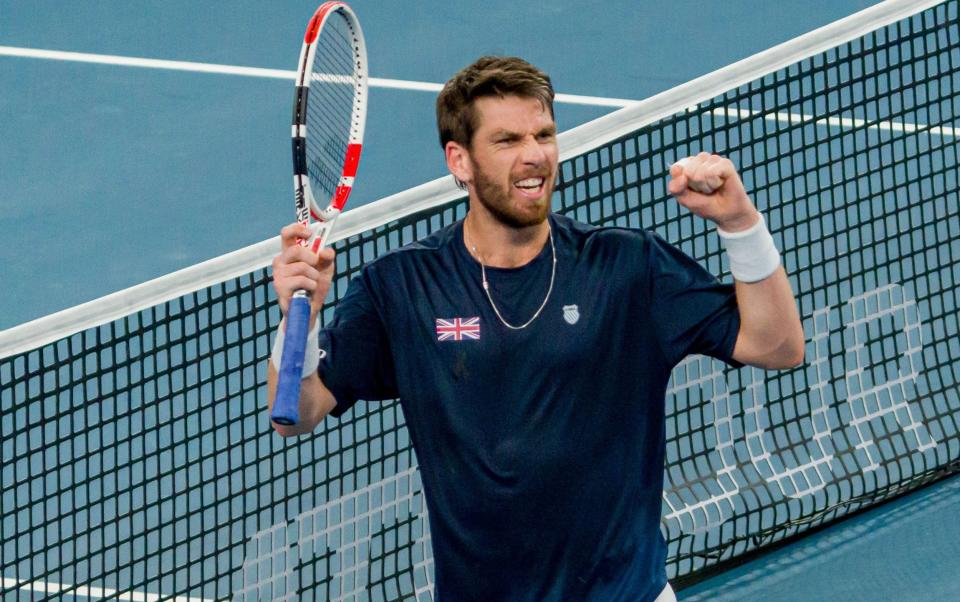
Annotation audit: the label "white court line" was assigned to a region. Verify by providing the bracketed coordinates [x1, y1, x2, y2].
[2, 45, 951, 133]
[1, 576, 216, 601]
[713, 106, 957, 137]
[0, 45, 636, 108]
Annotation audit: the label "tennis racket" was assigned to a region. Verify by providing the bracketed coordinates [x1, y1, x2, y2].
[272, 1, 368, 426]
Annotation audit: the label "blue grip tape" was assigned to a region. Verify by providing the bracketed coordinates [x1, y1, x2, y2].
[271, 296, 311, 425]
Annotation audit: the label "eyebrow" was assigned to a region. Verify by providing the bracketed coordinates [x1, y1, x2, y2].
[488, 124, 557, 139]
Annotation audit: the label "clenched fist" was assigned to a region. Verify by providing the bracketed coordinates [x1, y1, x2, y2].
[668, 152, 760, 233]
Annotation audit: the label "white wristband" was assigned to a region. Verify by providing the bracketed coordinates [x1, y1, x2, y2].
[717, 213, 781, 282]
[271, 318, 322, 379]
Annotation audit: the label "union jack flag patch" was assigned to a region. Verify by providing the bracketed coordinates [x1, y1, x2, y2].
[435, 317, 481, 342]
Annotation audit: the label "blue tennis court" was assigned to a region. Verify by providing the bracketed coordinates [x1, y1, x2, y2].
[2, 1, 958, 600]
[0, 0, 881, 329]
[682, 473, 960, 599]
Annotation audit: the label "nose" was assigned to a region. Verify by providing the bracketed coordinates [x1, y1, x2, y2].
[519, 134, 548, 166]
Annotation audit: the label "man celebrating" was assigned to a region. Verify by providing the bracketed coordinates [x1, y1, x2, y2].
[268, 56, 804, 601]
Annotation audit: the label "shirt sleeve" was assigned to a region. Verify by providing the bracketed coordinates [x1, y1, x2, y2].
[645, 232, 743, 369]
[316, 269, 399, 418]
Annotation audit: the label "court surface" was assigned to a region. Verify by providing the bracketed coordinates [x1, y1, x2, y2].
[1, 0, 880, 328]
[680, 474, 960, 600]
[2, 1, 956, 599]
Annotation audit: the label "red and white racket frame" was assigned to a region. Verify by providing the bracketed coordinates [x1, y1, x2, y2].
[291, 1, 368, 253]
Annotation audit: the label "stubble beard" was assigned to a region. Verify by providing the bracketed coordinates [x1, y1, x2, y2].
[471, 159, 554, 229]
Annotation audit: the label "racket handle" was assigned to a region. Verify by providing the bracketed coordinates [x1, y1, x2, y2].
[272, 294, 312, 426]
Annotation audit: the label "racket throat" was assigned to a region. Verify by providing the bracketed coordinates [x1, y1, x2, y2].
[311, 211, 341, 251]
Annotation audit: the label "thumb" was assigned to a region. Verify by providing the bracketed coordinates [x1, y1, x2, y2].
[668, 164, 687, 196]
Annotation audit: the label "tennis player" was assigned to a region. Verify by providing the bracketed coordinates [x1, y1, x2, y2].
[268, 56, 804, 601]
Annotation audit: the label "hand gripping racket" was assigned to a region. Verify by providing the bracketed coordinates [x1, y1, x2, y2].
[272, 2, 368, 426]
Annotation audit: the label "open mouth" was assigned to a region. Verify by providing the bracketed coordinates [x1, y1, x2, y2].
[513, 176, 546, 198]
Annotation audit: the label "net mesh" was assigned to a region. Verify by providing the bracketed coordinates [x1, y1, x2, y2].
[2, 2, 959, 599]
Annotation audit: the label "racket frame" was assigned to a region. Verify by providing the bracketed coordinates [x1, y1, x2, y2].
[273, 1, 368, 426]
[293, 1, 368, 249]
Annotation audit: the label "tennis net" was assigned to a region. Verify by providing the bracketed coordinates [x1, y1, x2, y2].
[2, 0, 959, 599]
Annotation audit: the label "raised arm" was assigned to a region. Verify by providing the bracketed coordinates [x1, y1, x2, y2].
[266, 223, 339, 436]
[669, 153, 804, 369]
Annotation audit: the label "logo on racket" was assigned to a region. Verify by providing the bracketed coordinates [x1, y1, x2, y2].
[562, 304, 580, 325]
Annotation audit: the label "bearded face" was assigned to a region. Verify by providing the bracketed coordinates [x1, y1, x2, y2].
[463, 95, 558, 228]
[469, 154, 554, 228]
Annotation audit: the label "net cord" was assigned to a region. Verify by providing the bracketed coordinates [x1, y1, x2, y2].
[0, 0, 943, 359]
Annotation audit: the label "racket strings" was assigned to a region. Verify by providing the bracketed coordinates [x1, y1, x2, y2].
[312, 28, 358, 119]
[315, 24, 357, 74]
[306, 12, 360, 199]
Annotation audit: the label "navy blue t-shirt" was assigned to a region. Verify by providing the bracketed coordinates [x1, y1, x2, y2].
[317, 213, 741, 601]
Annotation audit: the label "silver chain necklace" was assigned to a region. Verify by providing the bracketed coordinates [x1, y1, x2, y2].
[465, 222, 557, 330]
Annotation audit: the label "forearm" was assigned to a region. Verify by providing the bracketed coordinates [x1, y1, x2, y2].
[732, 267, 804, 369]
[267, 360, 338, 436]
[668, 154, 805, 369]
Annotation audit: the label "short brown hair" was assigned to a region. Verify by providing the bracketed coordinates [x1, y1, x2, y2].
[436, 56, 555, 150]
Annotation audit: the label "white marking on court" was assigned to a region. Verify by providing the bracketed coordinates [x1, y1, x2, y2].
[712, 106, 956, 137]
[662, 355, 741, 531]
[0, 45, 634, 108]
[235, 466, 433, 600]
[1, 576, 215, 602]
[842, 284, 938, 472]
[741, 363, 834, 499]
[4, 45, 954, 127]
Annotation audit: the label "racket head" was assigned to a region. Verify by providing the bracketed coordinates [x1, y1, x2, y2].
[292, 1, 368, 250]
[273, 2, 367, 427]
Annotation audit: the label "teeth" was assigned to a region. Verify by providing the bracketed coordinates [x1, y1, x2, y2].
[515, 177, 544, 189]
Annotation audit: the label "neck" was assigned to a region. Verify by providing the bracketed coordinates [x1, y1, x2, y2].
[462, 206, 551, 268]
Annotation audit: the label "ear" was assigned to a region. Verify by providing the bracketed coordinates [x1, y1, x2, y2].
[445, 141, 472, 185]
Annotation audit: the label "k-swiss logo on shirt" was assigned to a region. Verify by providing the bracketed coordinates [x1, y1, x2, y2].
[436, 317, 481, 341]
[562, 304, 580, 325]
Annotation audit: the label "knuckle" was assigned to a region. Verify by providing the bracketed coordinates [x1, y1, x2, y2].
[289, 247, 307, 263]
